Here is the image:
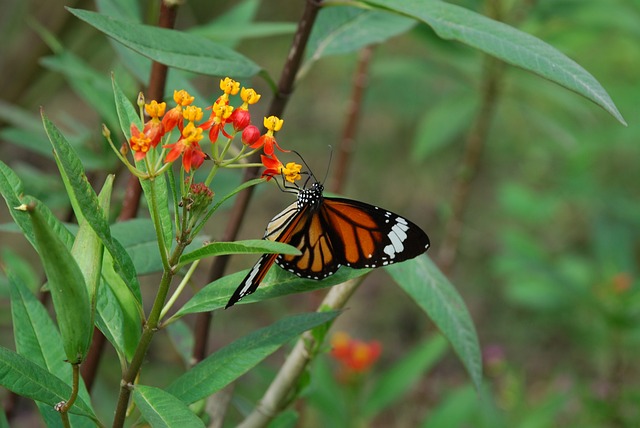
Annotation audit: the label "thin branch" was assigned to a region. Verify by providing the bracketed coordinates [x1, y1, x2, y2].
[436, 56, 504, 276]
[331, 45, 375, 194]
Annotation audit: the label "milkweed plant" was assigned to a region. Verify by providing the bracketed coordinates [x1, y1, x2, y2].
[0, 1, 625, 427]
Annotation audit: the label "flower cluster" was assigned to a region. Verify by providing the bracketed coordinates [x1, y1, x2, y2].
[116, 77, 301, 184]
[330, 332, 382, 379]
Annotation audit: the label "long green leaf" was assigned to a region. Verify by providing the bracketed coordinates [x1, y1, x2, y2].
[6, 269, 95, 426]
[0, 160, 74, 250]
[175, 266, 370, 317]
[0, 346, 96, 419]
[100, 251, 143, 362]
[72, 175, 112, 320]
[385, 255, 482, 390]
[366, 0, 626, 125]
[167, 311, 339, 404]
[133, 385, 205, 428]
[306, 6, 415, 61]
[41, 111, 142, 303]
[26, 198, 92, 364]
[68, 8, 261, 78]
[178, 240, 301, 267]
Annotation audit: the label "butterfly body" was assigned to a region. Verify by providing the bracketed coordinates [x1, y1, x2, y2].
[226, 181, 430, 308]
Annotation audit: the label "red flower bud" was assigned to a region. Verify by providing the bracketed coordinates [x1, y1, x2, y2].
[230, 108, 251, 132]
[242, 124, 260, 145]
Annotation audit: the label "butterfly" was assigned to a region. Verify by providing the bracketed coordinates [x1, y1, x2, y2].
[225, 172, 430, 308]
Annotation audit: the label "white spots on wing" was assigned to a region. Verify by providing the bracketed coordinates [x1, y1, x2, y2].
[383, 217, 410, 259]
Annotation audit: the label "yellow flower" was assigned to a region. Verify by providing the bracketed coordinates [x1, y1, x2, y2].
[145, 100, 166, 119]
[282, 162, 302, 183]
[182, 105, 203, 123]
[173, 89, 194, 107]
[263, 116, 284, 133]
[219, 77, 240, 96]
[240, 87, 261, 106]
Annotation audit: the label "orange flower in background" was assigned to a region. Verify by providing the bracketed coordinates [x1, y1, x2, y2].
[330, 332, 381, 375]
[163, 122, 206, 172]
[251, 116, 288, 156]
[129, 123, 151, 161]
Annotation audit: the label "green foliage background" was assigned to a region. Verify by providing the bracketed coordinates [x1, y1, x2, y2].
[0, 0, 638, 426]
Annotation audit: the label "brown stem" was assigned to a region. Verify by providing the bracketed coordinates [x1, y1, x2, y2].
[79, 0, 179, 392]
[436, 57, 504, 276]
[192, 0, 325, 362]
[330, 45, 375, 194]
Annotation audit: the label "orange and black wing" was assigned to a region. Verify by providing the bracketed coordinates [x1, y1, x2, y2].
[318, 197, 430, 269]
[225, 201, 317, 308]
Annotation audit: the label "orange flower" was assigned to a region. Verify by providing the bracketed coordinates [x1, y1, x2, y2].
[129, 123, 151, 161]
[330, 332, 381, 374]
[162, 90, 195, 133]
[143, 100, 166, 147]
[250, 116, 288, 156]
[163, 122, 206, 172]
[260, 155, 302, 183]
[260, 154, 284, 181]
[200, 98, 234, 144]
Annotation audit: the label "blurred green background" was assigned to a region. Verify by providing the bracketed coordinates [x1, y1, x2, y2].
[1, 0, 639, 426]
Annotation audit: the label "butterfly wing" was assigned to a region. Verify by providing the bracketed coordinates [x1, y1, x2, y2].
[274, 202, 342, 280]
[226, 201, 314, 308]
[320, 197, 430, 268]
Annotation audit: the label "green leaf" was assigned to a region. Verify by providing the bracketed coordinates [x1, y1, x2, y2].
[71, 175, 112, 321]
[168, 311, 339, 404]
[189, 0, 295, 48]
[363, 334, 448, 417]
[420, 384, 479, 428]
[366, 0, 626, 125]
[42, 111, 142, 303]
[385, 255, 482, 390]
[6, 269, 95, 426]
[111, 74, 141, 140]
[0, 346, 96, 419]
[68, 8, 261, 78]
[166, 320, 195, 368]
[40, 51, 118, 129]
[411, 93, 477, 161]
[175, 266, 370, 317]
[178, 240, 301, 267]
[100, 251, 143, 361]
[26, 199, 92, 364]
[1, 161, 76, 252]
[133, 385, 205, 428]
[306, 6, 415, 61]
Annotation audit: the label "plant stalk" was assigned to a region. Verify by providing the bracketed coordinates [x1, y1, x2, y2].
[238, 276, 365, 428]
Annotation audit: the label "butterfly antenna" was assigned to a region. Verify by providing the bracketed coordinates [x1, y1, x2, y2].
[292, 150, 318, 183]
[322, 145, 333, 185]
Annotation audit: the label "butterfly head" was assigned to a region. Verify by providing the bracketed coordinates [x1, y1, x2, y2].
[297, 181, 324, 210]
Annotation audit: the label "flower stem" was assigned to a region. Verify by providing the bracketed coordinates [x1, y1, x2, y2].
[112, 239, 188, 427]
